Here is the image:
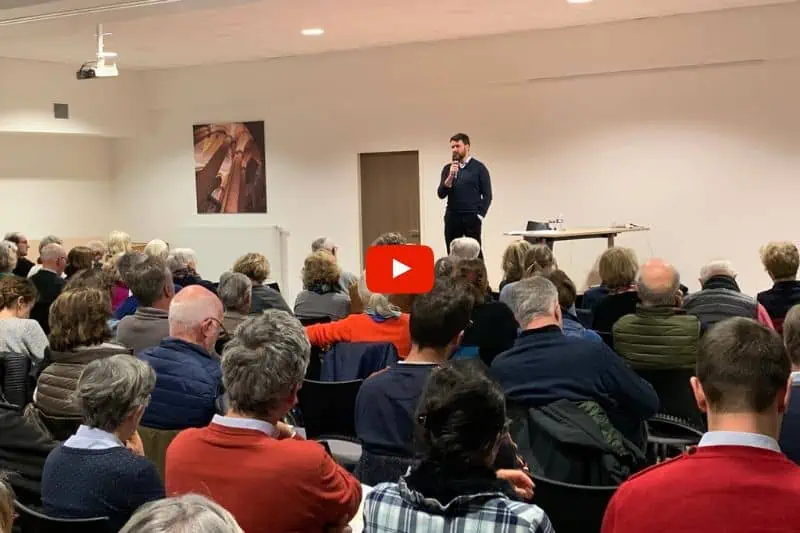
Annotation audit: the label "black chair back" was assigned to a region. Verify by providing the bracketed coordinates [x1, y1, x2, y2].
[298, 316, 332, 326]
[14, 500, 110, 533]
[531, 474, 617, 533]
[635, 368, 705, 429]
[36, 410, 82, 442]
[0, 352, 32, 408]
[297, 379, 363, 440]
[354, 449, 413, 486]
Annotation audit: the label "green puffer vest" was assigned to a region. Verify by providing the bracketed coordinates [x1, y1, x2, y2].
[612, 306, 700, 370]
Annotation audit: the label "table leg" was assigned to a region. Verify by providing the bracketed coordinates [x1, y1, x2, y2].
[607, 234, 616, 248]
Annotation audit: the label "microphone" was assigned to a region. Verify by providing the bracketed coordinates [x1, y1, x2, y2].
[450, 152, 459, 181]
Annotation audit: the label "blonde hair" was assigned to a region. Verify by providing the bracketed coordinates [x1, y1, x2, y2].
[358, 272, 400, 319]
[302, 251, 341, 289]
[501, 240, 532, 284]
[233, 253, 270, 284]
[144, 239, 169, 261]
[522, 245, 556, 278]
[106, 231, 132, 258]
[761, 241, 799, 281]
[0, 475, 12, 533]
[599, 247, 639, 290]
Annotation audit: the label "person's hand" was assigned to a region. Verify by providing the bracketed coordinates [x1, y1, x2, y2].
[126, 431, 145, 457]
[276, 421, 300, 440]
[497, 469, 534, 500]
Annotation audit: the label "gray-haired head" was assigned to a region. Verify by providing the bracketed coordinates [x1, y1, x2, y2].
[76, 354, 156, 433]
[144, 239, 170, 261]
[128, 256, 173, 307]
[119, 494, 243, 533]
[0, 241, 17, 273]
[222, 310, 310, 419]
[434, 256, 456, 279]
[637, 258, 681, 307]
[311, 237, 336, 255]
[449, 237, 481, 260]
[513, 276, 559, 327]
[38, 234, 63, 252]
[699, 260, 736, 285]
[168, 248, 198, 274]
[358, 271, 400, 319]
[218, 272, 252, 313]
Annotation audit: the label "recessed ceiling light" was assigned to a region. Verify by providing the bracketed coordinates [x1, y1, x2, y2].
[301, 28, 325, 36]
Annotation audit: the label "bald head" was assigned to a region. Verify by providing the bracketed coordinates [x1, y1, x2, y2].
[637, 258, 680, 307]
[40, 243, 67, 275]
[168, 285, 224, 352]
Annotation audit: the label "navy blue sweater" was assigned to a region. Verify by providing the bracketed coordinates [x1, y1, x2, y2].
[491, 326, 659, 443]
[780, 383, 800, 464]
[355, 363, 438, 456]
[437, 158, 493, 216]
[41, 445, 164, 531]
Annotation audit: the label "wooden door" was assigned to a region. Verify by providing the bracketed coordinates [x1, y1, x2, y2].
[359, 151, 421, 258]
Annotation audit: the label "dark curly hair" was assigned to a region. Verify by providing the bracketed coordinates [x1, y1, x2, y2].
[0, 276, 37, 311]
[48, 288, 112, 352]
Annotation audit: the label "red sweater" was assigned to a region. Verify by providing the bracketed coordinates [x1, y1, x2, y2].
[602, 445, 800, 533]
[305, 313, 411, 358]
[165, 423, 362, 533]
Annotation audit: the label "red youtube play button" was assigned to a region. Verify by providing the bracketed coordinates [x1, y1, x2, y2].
[366, 245, 434, 294]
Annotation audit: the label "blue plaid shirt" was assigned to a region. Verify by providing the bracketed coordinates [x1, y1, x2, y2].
[364, 477, 554, 533]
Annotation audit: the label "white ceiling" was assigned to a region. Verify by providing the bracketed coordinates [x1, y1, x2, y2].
[0, 0, 795, 68]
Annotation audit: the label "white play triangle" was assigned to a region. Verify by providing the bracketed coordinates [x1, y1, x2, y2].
[392, 258, 411, 279]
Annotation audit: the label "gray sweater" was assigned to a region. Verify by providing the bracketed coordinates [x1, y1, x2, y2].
[294, 291, 351, 321]
[0, 318, 48, 361]
[116, 307, 170, 355]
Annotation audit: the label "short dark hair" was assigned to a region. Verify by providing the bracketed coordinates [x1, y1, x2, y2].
[784, 304, 800, 367]
[546, 270, 577, 309]
[697, 317, 790, 413]
[414, 361, 506, 468]
[128, 256, 172, 307]
[452, 258, 489, 306]
[450, 133, 471, 145]
[410, 281, 473, 350]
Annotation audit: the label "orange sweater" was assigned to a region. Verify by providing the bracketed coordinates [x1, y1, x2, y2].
[305, 313, 411, 358]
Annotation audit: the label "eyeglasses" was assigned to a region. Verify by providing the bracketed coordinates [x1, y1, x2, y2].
[206, 317, 228, 337]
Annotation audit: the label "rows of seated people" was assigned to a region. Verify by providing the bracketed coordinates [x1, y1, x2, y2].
[0, 228, 800, 533]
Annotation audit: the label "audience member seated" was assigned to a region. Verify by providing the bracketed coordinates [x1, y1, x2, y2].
[106, 230, 133, 258]
[545, 269, 602, 343]
[499, 244, 556, 308]
[355, 282, 472, 463]
[434, 256, 456, 279]
[453, 259, 518, 365]
[498, 240, 532, 293]
[306, 275, 412, 357]
[105, 231, 135, 308]
[779, 305, 800, 463]
[120, 494, 244, 533]
[0, 398, 57, 502]
[311, 236, 358, 293]
[29, 243, 67, 334]
[116, 257, 175, 354]
[0, 276, 48, 362]
[168, 248, 217, 294]
[449, 236, 481, 260]
[613, 259, 700, 370]
[294, 251, 351, 322]
[110, 251, 147, 318]
[350, 232, 415, 314]
[64, 246, 94, 280]
[364, 361, 552, 533]
[757, 241, 800, 333]
[138, 286, 223, 430]
[581, 256, 609, 312]
[0, 476, 12, 533]
[86, 239, 106, 266]
[166, 310, 362, 532]
[26, 235, 64, 280]
[218, 272, 252, 334]
[42, 355, 164, 530]
[684, 260, 774, 332]
[591, 247, 640, 334]
[0, 241, 16, 280]
[492, 277, 658, 444]
[35, 288, 132, 420]
[232, 252, 291, 314]
[143, 238, 169, 261]
[5, 232, 33, 278]
[601, 318, 800, 533]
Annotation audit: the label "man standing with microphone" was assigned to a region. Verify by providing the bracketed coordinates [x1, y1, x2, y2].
[437, 133, 493, 255]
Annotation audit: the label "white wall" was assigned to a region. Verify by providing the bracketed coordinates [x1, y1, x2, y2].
[111, 4, 800, 304]
[0, 133, 114, 239]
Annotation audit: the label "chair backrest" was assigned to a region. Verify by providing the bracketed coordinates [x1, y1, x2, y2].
[635, 368, 705, 429]
[531, 474, 617, 533]
[297, 379, 363, 440]
[354, 449, 413, 486]
[0, 352, 32, 409]
[299, 316, 332, 326]
[14, 500, 110, 533]
[138, 426, 182, 481]
[320, 342, 398, 382]
[34, 408, 82, 442]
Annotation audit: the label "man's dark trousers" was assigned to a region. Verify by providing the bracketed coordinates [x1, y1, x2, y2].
[445, 211, 482, 257]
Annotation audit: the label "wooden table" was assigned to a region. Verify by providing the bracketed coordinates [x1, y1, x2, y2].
[504, 226, 649, 248]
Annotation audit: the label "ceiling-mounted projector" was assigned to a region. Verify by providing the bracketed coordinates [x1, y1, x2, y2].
[76, 24, 119, 80]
